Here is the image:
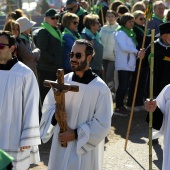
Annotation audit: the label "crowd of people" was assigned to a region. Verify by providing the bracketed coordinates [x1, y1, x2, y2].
[1, 0, 170, 169]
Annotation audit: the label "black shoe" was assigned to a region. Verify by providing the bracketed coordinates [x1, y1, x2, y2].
[147, 138, 159, 145]
[114, 107, 129, 116]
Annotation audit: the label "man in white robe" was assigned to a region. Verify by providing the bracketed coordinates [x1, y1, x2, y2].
[0, 31, 41, 170]
[145, 84, 170, 170]
[40, 39, 113, 170]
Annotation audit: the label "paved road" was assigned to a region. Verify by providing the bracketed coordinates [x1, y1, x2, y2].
[29, 110, 163, 170]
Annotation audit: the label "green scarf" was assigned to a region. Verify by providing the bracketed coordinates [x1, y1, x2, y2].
[19, 34, 31, 43]
[152, 14, 166, 22]
[41, 22, 62, 42]
[76, 6, 87, 16]
[62, 28, 81, 40]
[117, 26, 138, 45]
[0, 149, 14, 170]
[81, 27, 102, 44]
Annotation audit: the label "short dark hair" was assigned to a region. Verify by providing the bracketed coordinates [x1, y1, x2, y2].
[0, 31, 16, 47]
[120, 13, 134, 26]
[74, 39, 95, 57]
[110, 0, 123, 12]
[106, 10, 117, 17]
[66, 0, 77, 5]
[83, 14, 99, 29]
[62, 12, 79, 27]
[117, 5, 129, 15]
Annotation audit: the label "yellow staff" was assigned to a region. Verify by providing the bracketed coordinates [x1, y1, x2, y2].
[148, 29, 155, 170]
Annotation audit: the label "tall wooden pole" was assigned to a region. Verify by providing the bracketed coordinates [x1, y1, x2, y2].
[100, 4, 104, 26]
[124, 20, 149, 151]
[88, 0, 91, 12]
[124, 0, 153, 150]
[149, 29, 155, 170]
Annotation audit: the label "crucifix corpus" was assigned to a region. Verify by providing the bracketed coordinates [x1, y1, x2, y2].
[44, 69, 79, 147]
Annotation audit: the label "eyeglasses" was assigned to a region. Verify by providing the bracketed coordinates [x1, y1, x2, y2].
[0, 43, 9, 50]
[139, 18, 145, 21]
[66, 5, 76, 11]
[51, 16, 59, 20]
[69, 52, 82, 59]
[72, 21, 79, 25]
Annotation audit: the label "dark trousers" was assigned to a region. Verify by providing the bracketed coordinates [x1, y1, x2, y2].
[116, 70, 132, 108]
[127, 66, 149, 107]
[37, 69, 57, 120]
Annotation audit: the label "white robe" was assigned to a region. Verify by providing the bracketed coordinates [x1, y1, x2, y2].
[40, 72, 113, 170]
[0, 61, 41, 170]
[156, 84, 170, 170]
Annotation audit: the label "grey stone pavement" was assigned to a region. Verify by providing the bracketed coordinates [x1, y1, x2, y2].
[29, 110, 163, 170]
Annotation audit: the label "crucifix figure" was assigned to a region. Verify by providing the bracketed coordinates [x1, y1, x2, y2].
[43, 69, 79, 147]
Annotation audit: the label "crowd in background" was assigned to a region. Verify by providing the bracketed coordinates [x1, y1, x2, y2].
[1, 0, 170, 169]
[1, 0, 170, 116]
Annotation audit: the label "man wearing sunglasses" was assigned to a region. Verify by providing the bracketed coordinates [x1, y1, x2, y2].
[35, 8, 64, 111]
[60, 0, 88, 33]
[40, 39, 112, 170]
[0, 31, 41, 169]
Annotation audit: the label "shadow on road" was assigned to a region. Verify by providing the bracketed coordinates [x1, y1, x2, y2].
[111, 110, 163, 170]
[125, 150, 145, 170]
[153, 142, 163, 169]
[112, 110, 148, 144]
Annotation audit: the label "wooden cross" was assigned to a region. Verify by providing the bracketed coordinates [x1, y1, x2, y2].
[44, 69, 79, 147]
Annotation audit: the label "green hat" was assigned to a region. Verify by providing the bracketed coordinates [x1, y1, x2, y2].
[45, 8, 59, 17]
[0, 149, 14, 170]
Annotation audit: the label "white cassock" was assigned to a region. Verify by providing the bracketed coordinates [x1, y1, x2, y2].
[0, 61, 41, 170]
[40, 72, 113, 170]
[155, 84, 170, 170]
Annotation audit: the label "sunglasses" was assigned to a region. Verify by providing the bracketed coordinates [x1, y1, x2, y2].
[0, 43, 9, 50]
[69, 52, 82, 59]
[95, 21, 100, 25]
[66, 5, 76, 11]
[139, 18, 145, 21]
[72, 21, 79, 25]
[51, 16, 59, 20]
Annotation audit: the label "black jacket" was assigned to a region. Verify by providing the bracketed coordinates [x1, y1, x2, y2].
[36, 28, 64, 72]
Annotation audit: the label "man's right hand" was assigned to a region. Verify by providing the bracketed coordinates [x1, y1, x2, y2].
[144, 99, 157, 112]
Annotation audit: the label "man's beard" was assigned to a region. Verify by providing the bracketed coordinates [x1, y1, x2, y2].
[70, 57, 87, 71]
